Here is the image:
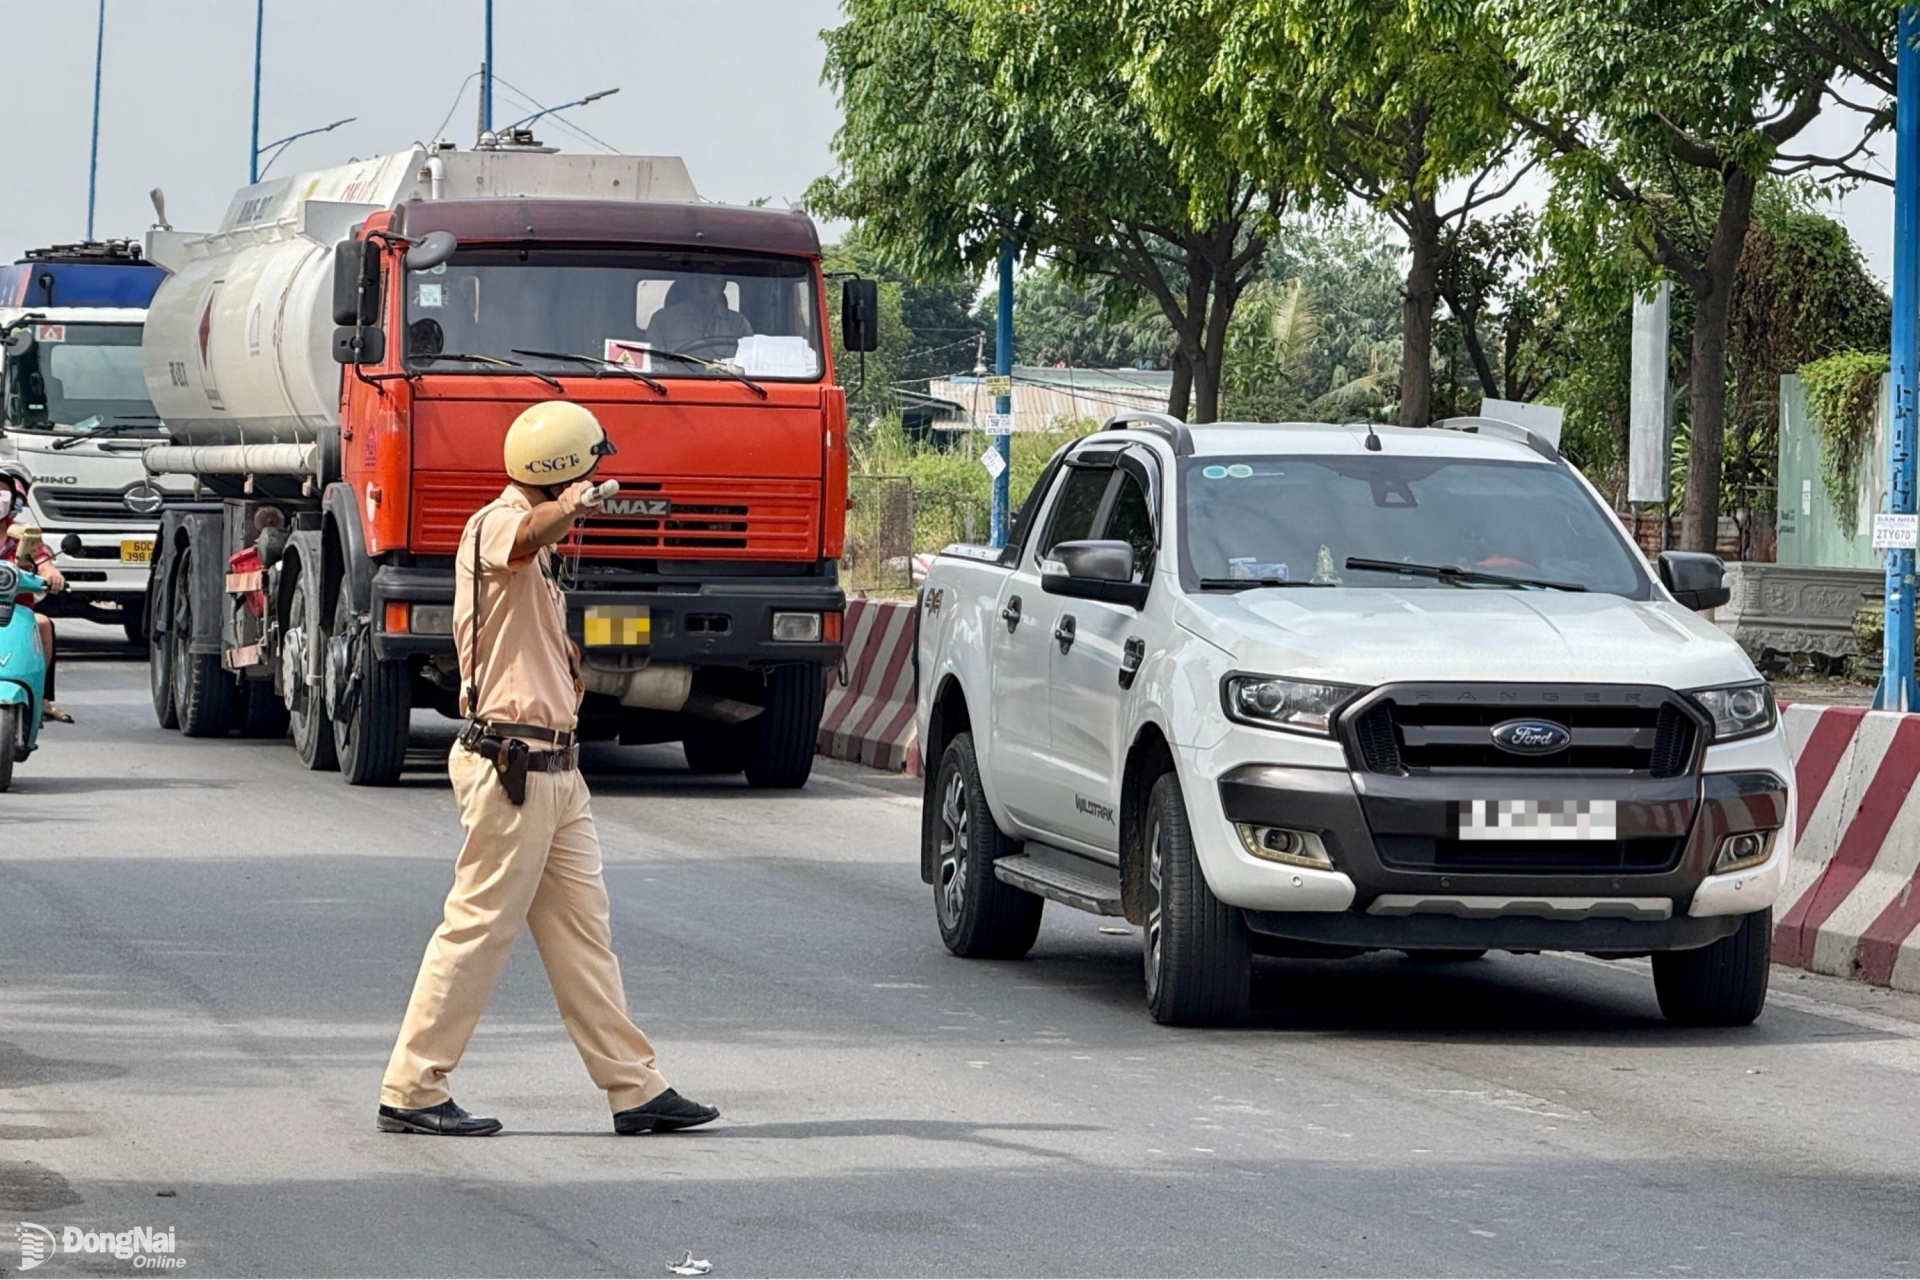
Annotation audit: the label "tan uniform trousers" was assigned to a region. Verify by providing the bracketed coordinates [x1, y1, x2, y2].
[380, 743, 670, 1113]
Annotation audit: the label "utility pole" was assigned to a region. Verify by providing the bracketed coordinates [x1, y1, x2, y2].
[990, 237, 1015, 547]
[85, 0, 105, 239]
[481, 0, 495, 135]
[1882, 5, 1920, 711]
[249, 0, 264, 183]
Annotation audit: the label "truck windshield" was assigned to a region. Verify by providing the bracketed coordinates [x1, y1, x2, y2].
[403, 249, 823, 382]
[3, 322, 163, 436]
[1180, 454, 1651, 598]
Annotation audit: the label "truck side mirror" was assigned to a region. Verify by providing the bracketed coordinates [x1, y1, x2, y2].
[331, 238, 383, 327]
[1041, 539, 1149, 609]
[1658, 550, 1730, 612]
[841, 277, 879, 353]
[332, 325, 386, 365]
[404, 231, 458, 272]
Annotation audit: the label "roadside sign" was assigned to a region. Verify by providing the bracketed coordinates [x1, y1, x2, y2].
[985, 375, 1011, 398]
[980, 446, 1007, 479]
[983, 413, 1013, 435]
[1874, 513, 1919, 550]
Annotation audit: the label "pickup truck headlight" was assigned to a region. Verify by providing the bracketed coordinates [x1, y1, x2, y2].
[1221, 673, 1364, 736]
[1689, 681, 1777, 742]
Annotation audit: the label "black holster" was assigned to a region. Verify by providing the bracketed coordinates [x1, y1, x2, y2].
[459, 723, 531, 806]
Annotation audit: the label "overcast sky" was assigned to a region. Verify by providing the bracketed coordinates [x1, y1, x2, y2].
[0, 0, 1899, 286]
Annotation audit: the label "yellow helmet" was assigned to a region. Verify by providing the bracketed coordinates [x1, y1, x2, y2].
[502, 401, 616, 487]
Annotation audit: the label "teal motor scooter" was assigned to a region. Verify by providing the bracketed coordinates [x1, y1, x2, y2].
[0, 552, 49, 792]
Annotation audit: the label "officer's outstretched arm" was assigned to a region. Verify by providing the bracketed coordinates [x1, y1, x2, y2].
[512, 480, 596, 560]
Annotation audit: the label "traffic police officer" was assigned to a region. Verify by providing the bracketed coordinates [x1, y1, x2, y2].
[378, 401, 718, 1137]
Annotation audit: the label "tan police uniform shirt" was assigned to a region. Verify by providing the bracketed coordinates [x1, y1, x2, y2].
[454, 485, 579, 733]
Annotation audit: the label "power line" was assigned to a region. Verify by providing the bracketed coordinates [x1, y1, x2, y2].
[492, 75, 622, 154]
[427, 71, 480, 146]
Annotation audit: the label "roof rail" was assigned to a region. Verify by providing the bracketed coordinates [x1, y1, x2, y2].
[1431, 415, 1558, 461]
[1100, 411, 1194, 456]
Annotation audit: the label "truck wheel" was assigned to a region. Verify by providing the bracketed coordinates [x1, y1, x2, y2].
[742, 662, 825, 790]
[682, 724, 751, 775]
[286, 570, 337, 771]
[330, 592, 409, 786]
[1143, 770, 1251, 1026]
[1652, 908, 1771, 1027]
[0, 704, 17, 792]
[149, 573, 178, 731]
[237, 681, 291, 740]
[171, 549, 237, 738]
[932, 731, 1043, 959]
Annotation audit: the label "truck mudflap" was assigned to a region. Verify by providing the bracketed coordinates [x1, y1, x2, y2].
[368, 564, 846, 667]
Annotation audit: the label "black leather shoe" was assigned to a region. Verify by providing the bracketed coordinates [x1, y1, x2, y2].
[613, 1089, 719, 1134]
[376, 1099, 503, 1136]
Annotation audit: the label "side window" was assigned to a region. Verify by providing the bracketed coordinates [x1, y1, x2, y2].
[1101, 471, 1156, 582]
[1037, 467, 1114, 561]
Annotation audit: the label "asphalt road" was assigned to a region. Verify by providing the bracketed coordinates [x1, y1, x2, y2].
[3, 625, 1920, 1278]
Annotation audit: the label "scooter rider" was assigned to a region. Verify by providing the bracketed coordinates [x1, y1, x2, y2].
[0, 463, 72, 724]
[377, 400, 719, 1138]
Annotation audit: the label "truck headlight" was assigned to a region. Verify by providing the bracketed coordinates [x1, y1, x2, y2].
[1221, 673, 1364, 736]
[1689, 681, 1776, 742]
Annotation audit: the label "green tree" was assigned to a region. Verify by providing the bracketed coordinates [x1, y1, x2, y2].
[810, 0, 1277, 422]
[1502, 0, 1894, 550]
[975, 267, 1175, 371]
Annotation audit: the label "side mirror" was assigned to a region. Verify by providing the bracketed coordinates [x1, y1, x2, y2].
[2, 327, 32, 358]
[404, 231, 458, 272]
[841, 277, 879, 353]
[1041, 539, 1149, 608]
[332, 325, 386, 365]
[331, 238, 384, 326]
[1658, 550, 1730, 612]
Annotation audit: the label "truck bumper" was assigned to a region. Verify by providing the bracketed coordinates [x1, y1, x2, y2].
[369, 564, 847, 667]
[1176, 734, 1793, 953]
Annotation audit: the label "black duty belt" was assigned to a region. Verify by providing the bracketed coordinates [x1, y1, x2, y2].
[463, 720, 577, 749]
[458, 721, 577, 804]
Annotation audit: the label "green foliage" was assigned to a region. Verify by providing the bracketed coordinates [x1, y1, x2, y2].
[1800, 349, 1889, 530]
[978, 268, 1175, 371]
[823, 228, 983, 415]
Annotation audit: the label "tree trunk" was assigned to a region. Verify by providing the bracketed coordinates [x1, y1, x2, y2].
[1678, 170, 1756, 553]
[1399, 201, 1442, 428]
[1167, 350, 1193, 420]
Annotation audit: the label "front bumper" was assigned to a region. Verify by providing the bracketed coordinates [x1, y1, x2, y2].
[370, 564, 846, 667]
[1176, 731, 1792, 952]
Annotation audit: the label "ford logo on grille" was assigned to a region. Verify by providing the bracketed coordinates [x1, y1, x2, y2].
[1490, 718, 1571, 755]
[124, 483, 165, 515]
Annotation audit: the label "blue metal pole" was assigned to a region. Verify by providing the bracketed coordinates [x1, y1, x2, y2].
[482, 0, 494, 133]
[85, 0, 105, 239]
[990, 237, 1015, 548]
[1882, 5, 1920, 711]
[249, 0, 263, 183]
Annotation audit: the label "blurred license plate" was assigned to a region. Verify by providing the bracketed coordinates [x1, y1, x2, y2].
[1458, 799, 1616, 841]
[120, 539, 154, 563]
[582, 605, 649, 647]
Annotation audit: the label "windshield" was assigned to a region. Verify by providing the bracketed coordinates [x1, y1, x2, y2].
[3, 321, 162, 436]
[1180, 454, 1651, 597]
[402, 248, 823, 382]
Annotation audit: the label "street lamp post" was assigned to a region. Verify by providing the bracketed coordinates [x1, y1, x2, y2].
[250, 0, 264, 183]
[1883, 5, 1920, 710]
[482, 0, 494, 134]
[500, 87, 619, 134]
[85, 0, 105, 239]
[254, 118, 357, 180]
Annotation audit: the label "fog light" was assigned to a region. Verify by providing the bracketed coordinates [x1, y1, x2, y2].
[410, 604, 455, 635]
[1235, 823, 1334, 870]
[772, 611, 823, 642]
[1715, 829, 1776, 874]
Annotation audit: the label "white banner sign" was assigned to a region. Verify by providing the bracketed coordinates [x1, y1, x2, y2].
[979, 446, 1007, 480]
[1872, 512, 1918, 550]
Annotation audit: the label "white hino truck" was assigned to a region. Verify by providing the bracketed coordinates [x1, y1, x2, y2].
[915, 414, 1793, 1027]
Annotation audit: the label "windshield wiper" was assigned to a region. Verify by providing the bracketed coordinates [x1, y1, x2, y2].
[510, 349, 667, 397]
[645, 348, 769, 399]
[415, 352, 565, 392]
[1344, 556, 1587, 592]
[51, 420, 166, 450]
[1197, 577, 1331, 590]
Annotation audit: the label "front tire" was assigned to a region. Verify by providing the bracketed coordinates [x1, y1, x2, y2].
[1143, 771, 1250, 1026]
[931, 732, 1043, 959]
[170, 549, 237, 737]
[330, 591, 410, 787]
[742, 662, 825, 789]
[1652, 909, 1771, 1027]
[0, 704, 17, 792]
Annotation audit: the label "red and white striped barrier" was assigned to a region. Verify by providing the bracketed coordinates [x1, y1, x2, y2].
[1779, 703, 1920, 990]
[818, 598, 922, 775]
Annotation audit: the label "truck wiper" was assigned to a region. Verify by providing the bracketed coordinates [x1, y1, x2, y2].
[416, 352, 565, 392]
[1343, 556, 1587, 592]
[510, 349, 668, 397]
[50, 419, 166, 450]
[645, 348, 769, 399]
[1197, 577, 1331, 590]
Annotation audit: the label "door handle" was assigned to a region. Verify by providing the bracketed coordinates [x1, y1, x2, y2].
[1001, 595, 1022, 633]
[1054, 614, 1077, 654]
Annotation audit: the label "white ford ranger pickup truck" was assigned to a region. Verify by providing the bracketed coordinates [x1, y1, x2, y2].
[914, 414, 1791, 1027]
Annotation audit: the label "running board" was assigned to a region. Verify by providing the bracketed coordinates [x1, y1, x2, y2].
[994, 846, 1125, 916]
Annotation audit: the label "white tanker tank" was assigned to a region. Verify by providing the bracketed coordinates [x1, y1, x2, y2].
[142, 145, 699, 471]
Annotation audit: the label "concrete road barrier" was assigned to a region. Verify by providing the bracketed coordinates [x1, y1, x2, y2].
[1779, 702, 1920, 991]
[818, 598, 921, 775]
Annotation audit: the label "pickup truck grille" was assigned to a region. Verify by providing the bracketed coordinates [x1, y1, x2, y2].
[1343, 685, 1701, 779]
[34, 486, 188, 524]
[1374, 834, 1687, 875]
